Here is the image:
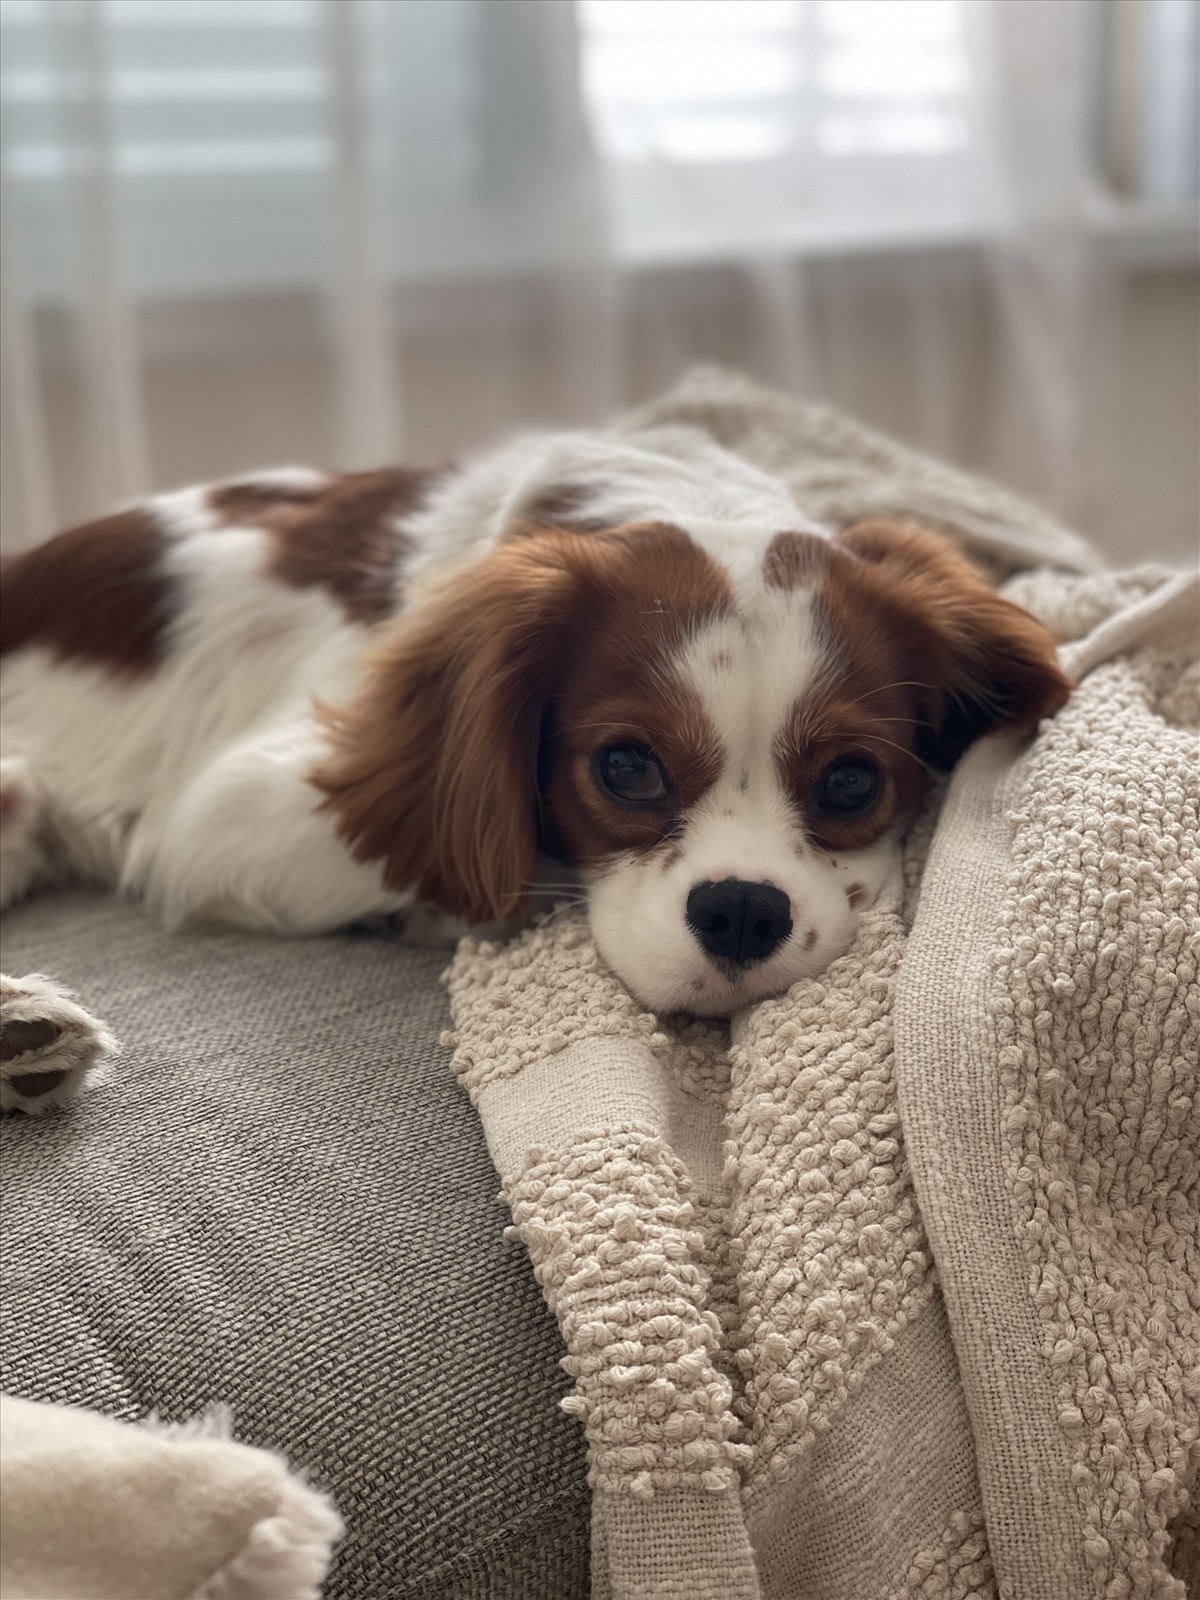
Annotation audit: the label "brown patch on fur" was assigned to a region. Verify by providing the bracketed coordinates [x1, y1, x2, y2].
[312, 522, 731, 922]
[835, 519, 1072, 763]
[207, 479, 324, 523]
[211, 468, 445, 625]
[0, 508, 172, 676]
[5, 1069, 66, 1098]
[763, 531, 832, 591]
[538, 528, 730, 872]
[803, 929, 818, 951]
[846, 883, 867, 910]
[0, 1018, 60, 1060]
[517, 485, 614, 538]
[774, 518, 1070, 854]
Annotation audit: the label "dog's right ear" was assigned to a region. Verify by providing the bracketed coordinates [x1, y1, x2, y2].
[311, 535, 583, 924]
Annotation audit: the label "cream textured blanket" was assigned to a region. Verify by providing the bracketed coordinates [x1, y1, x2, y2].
[442, 372, 1200, 1600]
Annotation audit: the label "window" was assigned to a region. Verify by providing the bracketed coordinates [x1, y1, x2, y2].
[577, 0, 983, 261]
[1, 0, 332, 300]
[1, 0, 1195, 304]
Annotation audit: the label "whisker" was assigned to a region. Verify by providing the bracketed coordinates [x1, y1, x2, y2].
[537, 899, 590, 924]
[839, 680, 939, 708]
[856, 732, 940, 779]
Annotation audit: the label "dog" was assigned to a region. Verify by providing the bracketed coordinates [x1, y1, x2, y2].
[1, 423, 1070, 1100]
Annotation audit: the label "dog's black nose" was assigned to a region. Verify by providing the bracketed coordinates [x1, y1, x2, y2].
[685, 879, 793, 967]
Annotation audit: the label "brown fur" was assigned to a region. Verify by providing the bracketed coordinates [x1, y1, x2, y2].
[833, 519, 1072, 767]
[0, 508, 172, 676]
[207, 481, 323, 522]
[538, 542, 729, 870]
[772, 518, 1071, 851]
[211, 467, 443, 625]
[0, 467, 442, 677]
[763, 530, 833, 591]
[517, 485, 615, 538]
[312, 523, 731, 922]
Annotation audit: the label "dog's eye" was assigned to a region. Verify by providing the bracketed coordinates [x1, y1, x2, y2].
[817, 758, 882, 817]
[595, 744, 668, 805]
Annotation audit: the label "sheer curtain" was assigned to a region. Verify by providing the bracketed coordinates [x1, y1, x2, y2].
[1, 0, 1196, 560]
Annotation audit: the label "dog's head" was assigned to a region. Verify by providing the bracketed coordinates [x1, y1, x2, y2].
[315, 517, 1069, 1013]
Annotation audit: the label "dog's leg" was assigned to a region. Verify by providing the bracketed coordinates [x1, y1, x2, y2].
[143, 725, 410, 934]
[0, 758, 56, 910]
[0, 974, 118, 1114]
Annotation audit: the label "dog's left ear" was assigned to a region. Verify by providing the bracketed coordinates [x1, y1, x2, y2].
[311, 535, 584, 923]
[836, 519, 1072, 770]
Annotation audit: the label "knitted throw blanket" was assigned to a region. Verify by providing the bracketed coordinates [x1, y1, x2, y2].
[442, 371, 1200, 1600]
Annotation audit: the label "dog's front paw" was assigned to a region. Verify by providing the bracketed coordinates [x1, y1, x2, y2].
[0, 974, 119, 1114]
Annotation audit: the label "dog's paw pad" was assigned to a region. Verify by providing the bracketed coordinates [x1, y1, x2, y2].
[5, 1068, 69, 1100]
[0, 975, 119, 1115]
[0, 1017, 61, 1060]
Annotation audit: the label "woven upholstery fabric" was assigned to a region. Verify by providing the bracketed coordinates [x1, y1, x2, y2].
[0, 892, 589, 1599]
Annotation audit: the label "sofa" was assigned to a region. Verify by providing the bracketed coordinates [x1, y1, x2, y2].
[0, 889, 590, 1598]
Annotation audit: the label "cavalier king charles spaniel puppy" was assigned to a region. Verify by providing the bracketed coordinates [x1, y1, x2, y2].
[0, 426, 1069, 1016]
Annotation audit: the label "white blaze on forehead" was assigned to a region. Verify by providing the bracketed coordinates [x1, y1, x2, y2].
[678, 587, 823, 802]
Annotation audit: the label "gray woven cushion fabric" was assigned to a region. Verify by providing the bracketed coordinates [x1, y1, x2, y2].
[0, 892, 589, 1599]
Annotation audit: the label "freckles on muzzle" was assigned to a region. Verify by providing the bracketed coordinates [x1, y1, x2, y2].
[586, 839, 867, 1015]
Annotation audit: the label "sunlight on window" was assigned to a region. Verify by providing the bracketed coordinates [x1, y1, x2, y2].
[0, 0, 996, 291]
[581, 0, 798, 36]
[1, 69, 323, 104]
[819, 0, 968, 96]
[586, 43, 797, 107]
[656, 115, 793, 164]
[579, 0, 970, 164]
[817, 110, 966, 156]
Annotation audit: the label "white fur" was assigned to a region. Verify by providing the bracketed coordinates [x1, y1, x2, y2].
[1, 430, 894, 1014]
[402, 425, 822, 589]
[190, 1462, 343, 1600]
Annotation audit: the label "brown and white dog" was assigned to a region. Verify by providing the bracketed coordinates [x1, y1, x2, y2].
[1, 424, 1070, 1029]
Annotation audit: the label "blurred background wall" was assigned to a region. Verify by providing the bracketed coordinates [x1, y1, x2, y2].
[1, 0, 1197, 564]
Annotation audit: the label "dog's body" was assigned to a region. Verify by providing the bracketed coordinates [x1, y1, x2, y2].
[1, 424, 1070, 1024]
[2, 460, 433, 938]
